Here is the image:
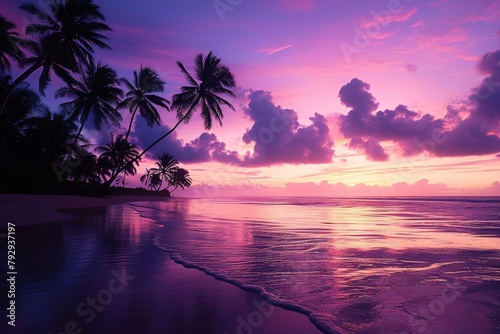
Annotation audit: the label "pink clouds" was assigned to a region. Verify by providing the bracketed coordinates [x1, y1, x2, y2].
[131, 90, 334, 167]
[338, 50, 500, 160]
[179, 178, 500, 198]
[415, 27, 469, 53]
[257, 44, 293, 55]
[359, 7, 418, 27]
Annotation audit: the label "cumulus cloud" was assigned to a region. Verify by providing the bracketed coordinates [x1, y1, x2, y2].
[241, 90, 334, 166]
[348, 138, 388, 161]
[339, 50, 500, 160]
[338, 78, 443, 160]
[131, 90, 334, 167]
[131, 117, 240, 164]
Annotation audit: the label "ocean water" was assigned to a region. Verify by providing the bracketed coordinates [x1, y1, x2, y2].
[130, 197, 500, 334]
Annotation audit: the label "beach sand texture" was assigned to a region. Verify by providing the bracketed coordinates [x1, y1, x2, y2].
[0, 195, 324, 334]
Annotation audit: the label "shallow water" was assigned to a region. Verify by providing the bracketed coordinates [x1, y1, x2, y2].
[133, 196, 500, 333]
[0, 205, 321, 334]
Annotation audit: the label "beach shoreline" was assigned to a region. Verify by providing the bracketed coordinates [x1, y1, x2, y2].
[0, 194, 325, 334]
[0, 194, 171, 227]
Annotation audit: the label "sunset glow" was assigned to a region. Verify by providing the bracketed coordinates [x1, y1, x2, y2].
[3, 0, 500, 196]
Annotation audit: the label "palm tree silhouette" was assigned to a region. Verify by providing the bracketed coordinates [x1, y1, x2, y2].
[105, 51, 236, 187]
[118, 66, 170, 141]
[140, 168, 160, 190]
[97, 134, 140, 186]
[55, 62, 123, 151]
[71, 151, 100, 184]
[0, 0, 112, 116]
[169, 168, 192, 194]
[153, 153, 179, 190]
[0, 15, 25, 72]
[0, 74, 49, 124]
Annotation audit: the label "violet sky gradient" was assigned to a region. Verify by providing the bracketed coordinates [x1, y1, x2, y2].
[2, 0, 500, 194]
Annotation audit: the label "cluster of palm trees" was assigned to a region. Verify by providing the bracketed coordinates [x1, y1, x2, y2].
[141, 154, 192, 194]
[0, 0, 236, 194]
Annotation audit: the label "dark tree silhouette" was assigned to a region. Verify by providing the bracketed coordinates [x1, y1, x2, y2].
[118, 66, 170, 140]
[96, 134, 140, 185]
[169, 168, 192, 194]
[0, 0, 112, 116]
[0, 15, 25, 72]
[106, 51, 236, 187]
[56, 62, 123, 150]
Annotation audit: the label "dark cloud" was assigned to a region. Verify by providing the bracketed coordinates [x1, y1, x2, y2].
[131, 90, 335, 167]
[338, 78, 443, 160]
[131, 117, 240, 164]
[241, 90, 334, 166]
[338, 52, 500, 160]
[348, 138, 388, 161]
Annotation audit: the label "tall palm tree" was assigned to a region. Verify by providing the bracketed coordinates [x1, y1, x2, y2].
[55, 62, 123, 150]
[0, 0, 112, 116]
[0, 15, 25, 72]
[105, 51, 236, 187]
[118, 66, 170, 140]
[169, 168, 192, 194]
[97, 134, 140, 185]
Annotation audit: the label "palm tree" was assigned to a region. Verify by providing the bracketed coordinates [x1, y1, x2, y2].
[0, 0, 112, 116]
[0, 74, 49, 125]
[0, 15, 25, 72]
[118, 66, 170, 140]
[169, 168, 192, 194]
[140, 168, 155, 190]
[70, 151, 100, 184]
[55, 62, 123, 151]
[96, 134, 140, 185]
[105, 51, 236, 187]
[153, 153, 179, 190]
[140, 168, 162, 191]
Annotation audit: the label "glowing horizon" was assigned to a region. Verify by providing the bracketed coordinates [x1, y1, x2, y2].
[3, 0, 500, 196]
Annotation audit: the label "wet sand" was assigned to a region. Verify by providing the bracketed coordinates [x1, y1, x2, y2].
[0, 195, 324, 334]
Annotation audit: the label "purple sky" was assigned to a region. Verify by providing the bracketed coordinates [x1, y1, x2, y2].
[3, 0, 500, 195]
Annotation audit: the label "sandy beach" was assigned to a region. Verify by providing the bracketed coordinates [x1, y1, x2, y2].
[0, 194, 324, 334]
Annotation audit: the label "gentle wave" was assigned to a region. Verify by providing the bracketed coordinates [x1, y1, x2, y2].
[129, 197, 500, 334]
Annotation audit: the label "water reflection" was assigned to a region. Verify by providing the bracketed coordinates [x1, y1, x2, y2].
[146, 197, 500, 333]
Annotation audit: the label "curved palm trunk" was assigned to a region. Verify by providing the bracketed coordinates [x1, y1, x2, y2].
[71, 112, 90, 150]
[104, 103, 196, 188]
[59, 112, 89, 182]
[0, 61, 42, 117]
[124, 104, 140, 141]
[170, 185, 179, 195]
[121, 105, 140, 187]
